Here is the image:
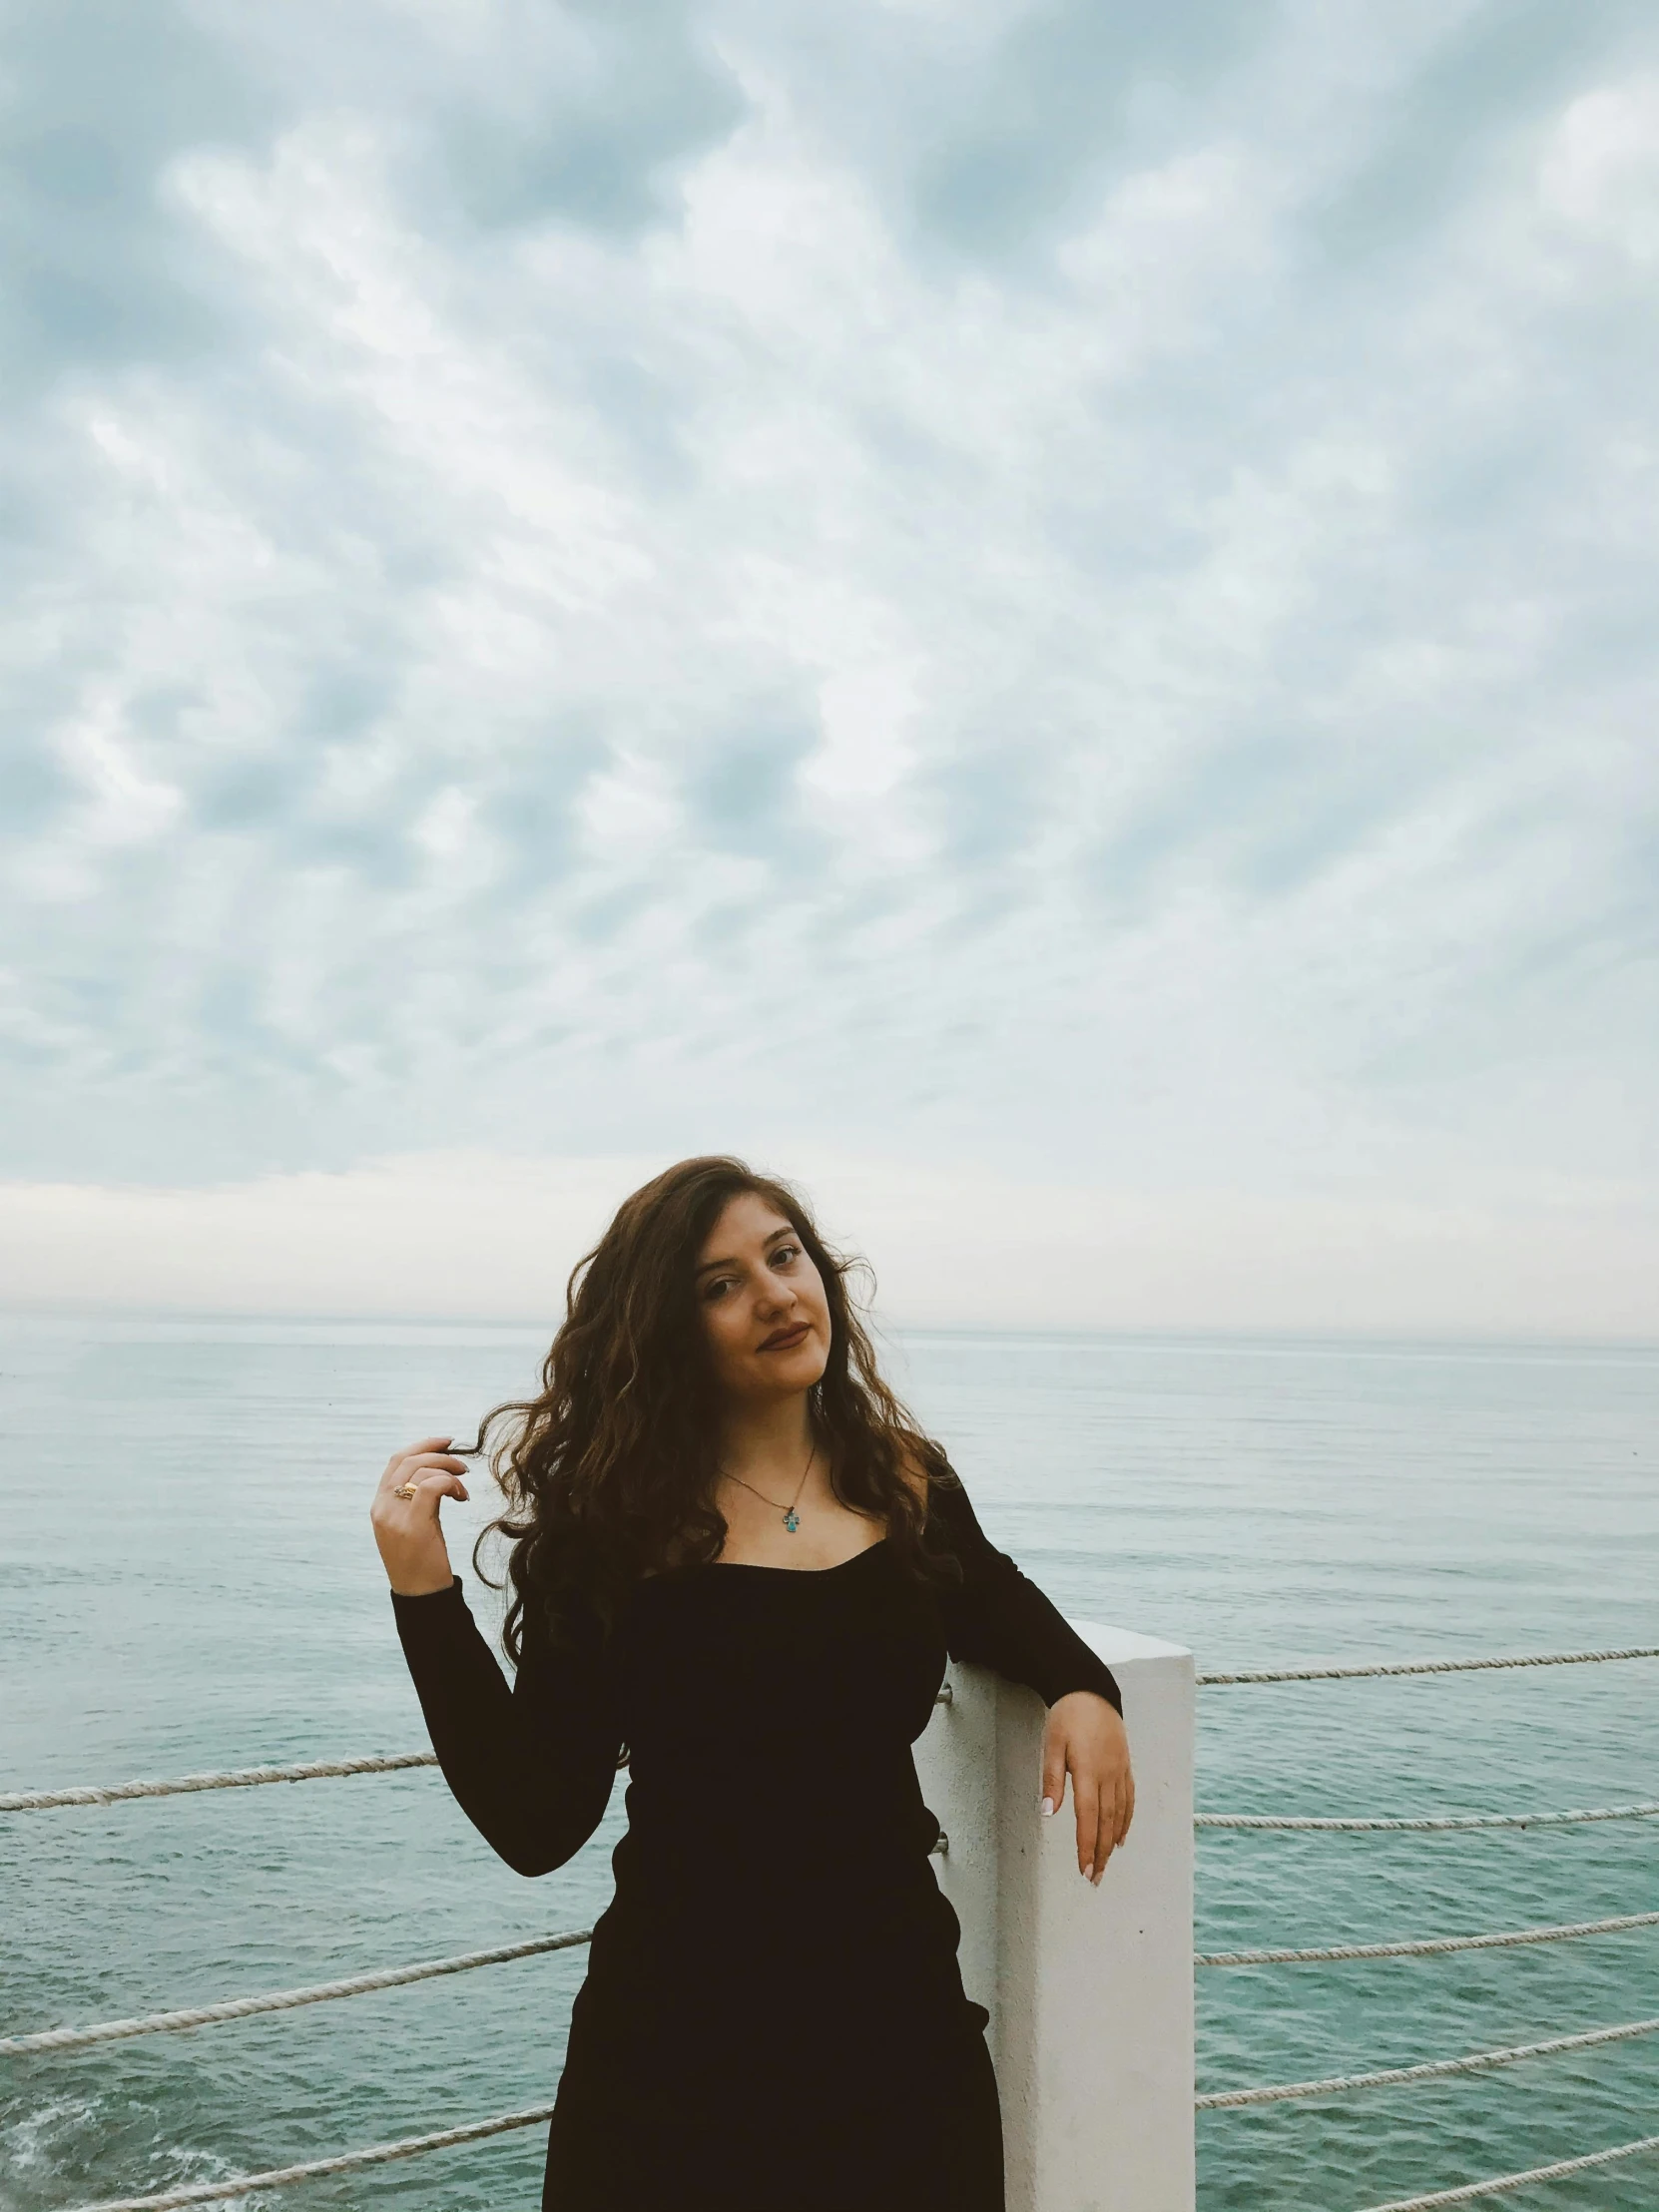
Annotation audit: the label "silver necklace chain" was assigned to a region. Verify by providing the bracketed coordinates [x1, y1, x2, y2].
[721, 1443, 816, 1533]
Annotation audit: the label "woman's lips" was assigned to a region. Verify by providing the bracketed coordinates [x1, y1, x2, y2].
[758, 1322, 810, 1352]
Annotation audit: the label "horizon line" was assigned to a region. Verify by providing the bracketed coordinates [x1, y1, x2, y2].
[2, 1301, 1655, 1358]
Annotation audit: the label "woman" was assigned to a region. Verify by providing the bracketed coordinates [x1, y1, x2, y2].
[371, 1156, 1134, 2212]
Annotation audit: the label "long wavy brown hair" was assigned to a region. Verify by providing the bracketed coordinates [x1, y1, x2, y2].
[472, 1156, 958, 1660]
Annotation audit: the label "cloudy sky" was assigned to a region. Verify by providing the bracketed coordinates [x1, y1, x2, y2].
[2, 0, 1656, 1333]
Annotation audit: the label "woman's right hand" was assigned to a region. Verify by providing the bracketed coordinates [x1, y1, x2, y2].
[371, 1436, 470, 1596]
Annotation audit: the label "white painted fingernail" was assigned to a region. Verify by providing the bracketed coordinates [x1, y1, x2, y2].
[1082, 1863, 1094, 1881]
[1040, 1797, 1054, 1817]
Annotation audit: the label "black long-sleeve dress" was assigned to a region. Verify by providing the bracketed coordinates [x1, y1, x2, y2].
[392, 1471, 1120, 2212]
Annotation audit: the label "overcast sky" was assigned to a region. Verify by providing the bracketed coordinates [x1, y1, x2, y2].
[2, 0, 1656, 1333]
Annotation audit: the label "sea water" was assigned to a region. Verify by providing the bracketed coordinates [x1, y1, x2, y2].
[1, 1316, 1655, 2212]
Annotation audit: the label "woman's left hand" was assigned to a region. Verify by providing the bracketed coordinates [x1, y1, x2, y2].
[1040, 1691, 1135, 1885]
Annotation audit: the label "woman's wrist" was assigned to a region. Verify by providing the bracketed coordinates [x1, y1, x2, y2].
[1049, 1686, 1123, 1721]
[387, 1563, 458, 1598]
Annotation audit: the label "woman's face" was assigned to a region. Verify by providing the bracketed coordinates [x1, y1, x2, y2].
[695, 1192, 831, 1404]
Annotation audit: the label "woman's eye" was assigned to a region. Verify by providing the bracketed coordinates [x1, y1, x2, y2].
[772, 1244, 800, 1267]
[704, 1278, 734, 1302]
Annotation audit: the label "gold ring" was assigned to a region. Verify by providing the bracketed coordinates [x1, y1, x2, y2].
[393, 1482, 419, 1500]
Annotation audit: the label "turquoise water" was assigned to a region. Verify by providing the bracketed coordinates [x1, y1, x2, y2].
[2, 1315, 1656, 2212]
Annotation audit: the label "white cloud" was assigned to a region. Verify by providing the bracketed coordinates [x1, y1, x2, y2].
[1540, 77, 1659, 259]
[0, 0, 1655, 1327]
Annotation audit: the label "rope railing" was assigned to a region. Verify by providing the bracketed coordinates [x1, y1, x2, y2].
[10, 1843, 953, 2067]
[58, 2105, 559, 2212]
[1196, 1906, 1659, 1966]
[2, 1693, 956, 1814]
[12, 1898, 1650, 2058]
[1196, 1800, 1659, 1831]
[10, 1759, 1656, 1833]
[12, 1895, 1647, 2060]
[14, 1637, 1656, 2212]
[1350, 2132, 1659, 2211]
[52, 2043, 1659, 2209]
[1196, 2012, 1659, 2108]
[1197, 1643, 1659, 1685]
[0, 1751, 439, 1814]
[6, 1646, 1651, 1817]
[0, 1929, 598, 2056]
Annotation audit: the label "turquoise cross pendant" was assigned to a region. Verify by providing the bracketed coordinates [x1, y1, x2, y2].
[784, 1507, 801, 1532]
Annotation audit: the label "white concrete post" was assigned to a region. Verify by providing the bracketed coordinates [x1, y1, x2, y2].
[914, 1624, 1195, 2212]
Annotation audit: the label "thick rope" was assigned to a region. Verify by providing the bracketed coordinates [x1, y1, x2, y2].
[11, 1902, 1647, 2054]
[3, 1689, 954, 1814]
[0, 1751, 439, 1813]
[4, 1650, 1650, 1813]
[57, 2104, 558, 2212]
[8, 1756, 1654, 1832]
[1196, 2012, 1659, 2108]
[1350, 2132, 1659, 2211]
[6, 1658, 1649, 1814]
[64, 2042, 1659, 2203]
[5, 1829, 938, 2054]
[14, 1900, 1645, 2058]
[51, 2103, 1659, 2212]
[1198, 1644, 1659, 1685]
[1197, 1907, 1659, 1965]
[0, 1929, 596, 2056]
[1197, 1800, 1659, 1832]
